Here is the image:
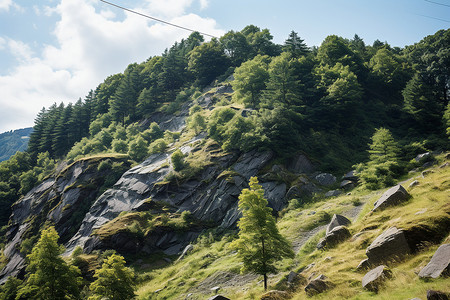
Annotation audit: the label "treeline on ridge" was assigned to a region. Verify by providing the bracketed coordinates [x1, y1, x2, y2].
[0, 26, 449, 229]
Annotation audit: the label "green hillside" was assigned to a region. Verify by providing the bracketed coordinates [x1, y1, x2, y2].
[0, 26, 448, 300]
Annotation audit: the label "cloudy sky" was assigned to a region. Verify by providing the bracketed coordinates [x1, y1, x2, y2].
[0, 0, 448, 133]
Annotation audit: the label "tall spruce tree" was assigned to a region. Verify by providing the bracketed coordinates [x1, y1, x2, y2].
[16, 226, 81, 300]
[231, 177, 294, 290]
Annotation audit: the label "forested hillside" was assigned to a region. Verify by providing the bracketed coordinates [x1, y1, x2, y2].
[0, 26, 448, 299]
[0, 128, 32, 162]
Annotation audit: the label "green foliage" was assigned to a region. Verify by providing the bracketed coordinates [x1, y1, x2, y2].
[17, 226, 81, 300]
[0, 276, 22, 300]
[232, 55, 270, 108]
[89, 254, 135, 300]
[230, 177, 294, 290]
[283, 30, 309, 58]
[368, 128, 400, 162]
[171, 149, 185, 171]
[188, 38, 231, 87]
[359, 128, 404, 189]
[149, 138, 167, 154]
[111, 139, 128, 154]
[128, 136, 149, 162]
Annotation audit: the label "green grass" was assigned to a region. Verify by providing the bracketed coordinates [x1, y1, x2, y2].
[131, 155, 450, 300]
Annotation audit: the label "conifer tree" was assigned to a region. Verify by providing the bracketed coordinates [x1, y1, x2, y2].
[283, 30, 309, 58]
[231, 177, 294, 290]
[89, 254, 135, 300]
[16, 226, 81, 300]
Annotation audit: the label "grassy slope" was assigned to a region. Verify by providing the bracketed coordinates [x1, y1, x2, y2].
[135, 154, 449, 300]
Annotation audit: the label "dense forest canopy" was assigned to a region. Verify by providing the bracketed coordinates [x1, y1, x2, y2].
[0, 25, 448, 230]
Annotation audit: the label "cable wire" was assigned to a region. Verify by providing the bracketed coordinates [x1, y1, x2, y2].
[424, 0, 450, 8]
[99, 0, 218, 38]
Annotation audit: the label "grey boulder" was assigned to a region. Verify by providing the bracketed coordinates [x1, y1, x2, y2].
[315, 173, 336, 186]
[372, 185, 410, 212]
[326, 214, 351, 235]
[418, 244, 450, 279]
[366, 227, 411, 264]
[362, 265, 392, 292]
[304, 274, 332, 296]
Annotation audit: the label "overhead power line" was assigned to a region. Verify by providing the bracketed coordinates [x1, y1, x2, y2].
[417, 14, 450, 23]
[99, 0, 218, 38]
[424, 0, 450, 8]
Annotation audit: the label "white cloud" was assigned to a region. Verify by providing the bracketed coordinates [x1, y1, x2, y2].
[0, 0, 12, 11]
[199, 0, 209, 10]
[0, 0, 224, 133]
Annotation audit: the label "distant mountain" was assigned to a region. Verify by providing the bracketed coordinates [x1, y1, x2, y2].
[0, 127, 33, 162]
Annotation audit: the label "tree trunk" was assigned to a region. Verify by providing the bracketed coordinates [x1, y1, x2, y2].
[264, 273, 268, 291]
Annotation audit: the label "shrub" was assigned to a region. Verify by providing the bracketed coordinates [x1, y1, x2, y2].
[171, 149, 185, 171]
[149, 139, 167, 154]
[112, 139, 128, 154]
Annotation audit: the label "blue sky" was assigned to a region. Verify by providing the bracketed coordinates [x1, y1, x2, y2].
[0, 0, 448, 133]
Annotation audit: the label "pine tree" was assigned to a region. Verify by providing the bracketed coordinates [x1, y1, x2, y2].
[283, 31, 309, 58]
[231, 177, 294, 290]
[16, 226, 81, 300]
[89, 254, 135, 300]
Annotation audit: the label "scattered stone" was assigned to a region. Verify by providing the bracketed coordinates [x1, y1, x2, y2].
[342, 170, 359, 182]
[260, 290, 290, 300]
[362, 265, 392, 292]
[304, 274, 332, 296]
[422, 170, 433, 177]
[356, 258, 370, 271]
[418, 244, 450, 279]
[317, 226, 351, 249]
[208, 295, 230, 300]
[415, 152, 432, 162]
[427, 290, 449, 300]
[287, 271, 298, 284]
[324, 190, 342, 198]
[372, 185, 410, 212]
[288, 153, 316, 174]
[440, 162, 449, 168]
[211, 286, 220, 294]
[415, 208, 428, 215]
[326, 214, 351, 235]
[409, 180, 420, 188]
[176, 244, 194, 261]
[366, 227, 411, 264]
[308, 211, 316, 215]
[315, 173, 336, 186]
[340, 180, 355, 190]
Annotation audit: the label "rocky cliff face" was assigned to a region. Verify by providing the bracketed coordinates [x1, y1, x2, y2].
[0, 85, 328, 283]
[0, 155, 130, 283]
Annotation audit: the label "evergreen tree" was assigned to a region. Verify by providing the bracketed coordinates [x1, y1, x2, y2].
[89, 254, 135, 300]
[231, 177, 294, 291]
[283, 31, 309, 58]
[368, 127, 400, 163]
[17, 226, 81, 300]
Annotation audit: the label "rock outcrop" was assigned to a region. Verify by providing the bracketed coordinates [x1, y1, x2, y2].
[372, 185, 410, 212]
[304, 274, 332, 296]
[326, 214, 351, 235]
[418, 244, 450, 279]
[362, 265, 392, 292]
[0, 156, 131, 283]
[365, 227, 411, 265]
